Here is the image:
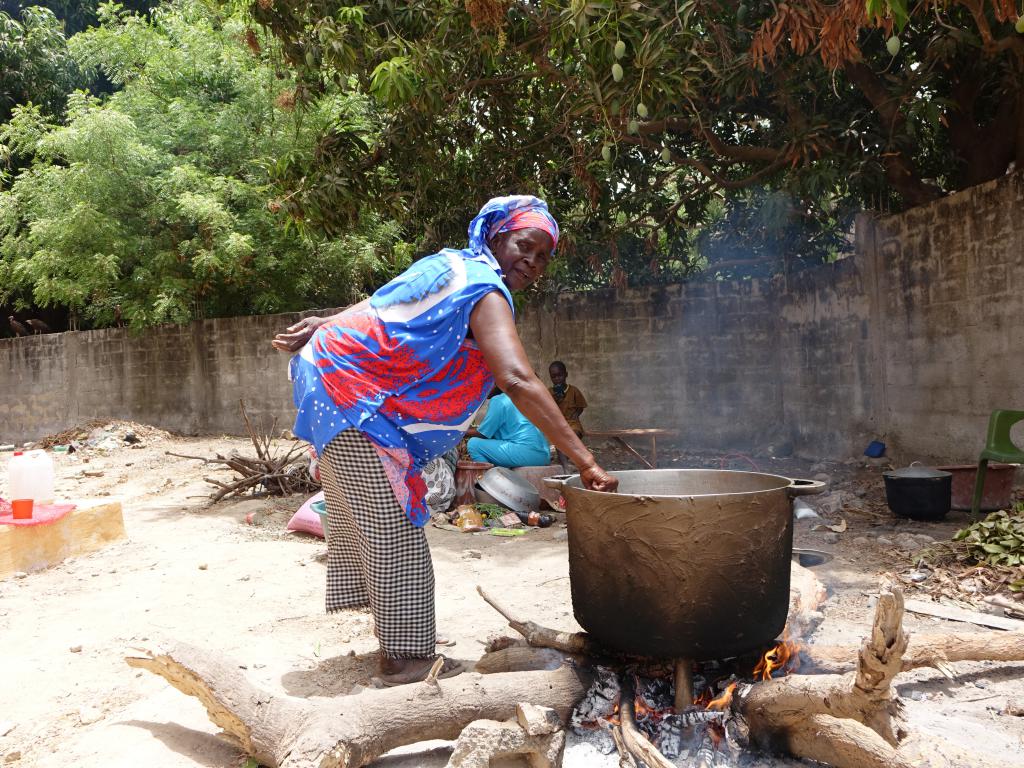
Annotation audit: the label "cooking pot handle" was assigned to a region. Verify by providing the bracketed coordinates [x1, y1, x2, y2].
[542, 474, 572, 490]
[786, 478, 827, 497]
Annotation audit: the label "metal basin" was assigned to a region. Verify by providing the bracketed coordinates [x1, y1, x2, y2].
[551, 469, 824, 660]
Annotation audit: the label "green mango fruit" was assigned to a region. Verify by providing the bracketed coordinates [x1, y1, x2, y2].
[637, 102, 649, 118]
[1016, 17, 1024, 34]
[611, 62, 624, 82]
[885, 36, 900, 56]
[601, 144, 612, 162]
[614, 40, 626, 59]
[627, 119, 639, 135]
[661, 147, 671, 162]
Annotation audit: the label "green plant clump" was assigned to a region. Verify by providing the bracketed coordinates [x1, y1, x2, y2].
[953, 506, 1024, 579]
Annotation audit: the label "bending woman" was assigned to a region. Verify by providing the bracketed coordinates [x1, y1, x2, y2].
[273, 196, 618, 686]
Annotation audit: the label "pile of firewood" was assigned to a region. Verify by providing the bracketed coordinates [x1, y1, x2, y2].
[126, 562, 1024, 768]
[167, 400, 319, 501]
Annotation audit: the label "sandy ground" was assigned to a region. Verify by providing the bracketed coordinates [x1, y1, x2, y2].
[1, 426, 1022, 767]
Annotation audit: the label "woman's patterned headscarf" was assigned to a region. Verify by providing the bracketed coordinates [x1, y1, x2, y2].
[464, 195, 559, 272]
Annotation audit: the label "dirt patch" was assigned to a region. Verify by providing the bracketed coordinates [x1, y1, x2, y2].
[1, 430, 1022, 767]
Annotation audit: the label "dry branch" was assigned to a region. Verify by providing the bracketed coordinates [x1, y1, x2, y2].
[618, 675, 675, 768]
[166, 400, 318, 501]
[476, 585, 598, 656]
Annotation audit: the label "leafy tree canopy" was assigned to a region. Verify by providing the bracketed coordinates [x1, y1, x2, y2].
[248, 0, 1024, 282]
[0, 6, 82, 124]
[0, 0, 412, 329]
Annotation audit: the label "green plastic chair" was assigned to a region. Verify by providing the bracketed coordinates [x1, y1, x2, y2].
[971, 409, 1024, 517]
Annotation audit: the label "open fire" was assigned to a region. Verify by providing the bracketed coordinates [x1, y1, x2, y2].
[570, 635, 804, 765]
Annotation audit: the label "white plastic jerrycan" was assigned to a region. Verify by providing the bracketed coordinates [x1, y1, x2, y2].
[8, 450, 55, 504]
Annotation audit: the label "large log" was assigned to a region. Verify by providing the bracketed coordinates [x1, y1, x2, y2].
[127, 644, 591, 768]
[803, 630, 1024, 675]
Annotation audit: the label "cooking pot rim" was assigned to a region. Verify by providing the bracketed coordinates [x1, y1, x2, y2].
[559, 468, 810, 499]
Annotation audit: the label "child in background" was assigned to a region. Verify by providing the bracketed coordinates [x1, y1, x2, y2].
[548, 361, 587, 469]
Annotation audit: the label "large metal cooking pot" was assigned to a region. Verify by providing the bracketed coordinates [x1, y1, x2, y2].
[546, 469, 825, 660]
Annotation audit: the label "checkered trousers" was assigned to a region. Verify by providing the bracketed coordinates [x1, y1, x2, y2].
[319, 429, 436, 659]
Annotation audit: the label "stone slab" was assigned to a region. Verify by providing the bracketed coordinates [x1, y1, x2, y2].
[0, 500, 125, 578]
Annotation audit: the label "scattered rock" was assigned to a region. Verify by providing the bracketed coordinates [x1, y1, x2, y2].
[876, 536, 894, 546]
[12, 572, 27, 580]
[447, 718, 565, 768]
[974, 678, 991, 689]
[463, 549, 482, 559]
[78, 706, 103, 725]
[0, 721, 14, 737]
[198, 563, 208, 570]
[813, 473, 831, 483]
[908, 690, 924, 701]
[812, 491, 845, 516]
[4, 750, 21, 763]
[822, 532, 840, 545]
[894, 533, 922, 551]
[915, 534, 936, 543]
[69, 645, 82, 654]
[516, 703, 562, 736]
[852, 536, 870, 547]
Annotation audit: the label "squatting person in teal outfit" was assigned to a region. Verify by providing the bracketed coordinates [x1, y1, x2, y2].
[466, 389, 550, 467]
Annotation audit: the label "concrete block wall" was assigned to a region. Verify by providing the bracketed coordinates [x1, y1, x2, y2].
[2, 173, 1022, 462]
[0, 313, 309, 442]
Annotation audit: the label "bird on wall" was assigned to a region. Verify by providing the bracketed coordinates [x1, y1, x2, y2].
[25, 318, 51, 334]
[8, 316, 28, 337]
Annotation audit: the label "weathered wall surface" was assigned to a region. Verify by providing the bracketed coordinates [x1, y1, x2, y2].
[0, 312, 312, 443]
[2, 173, 1022, 461]
[518, 172, 1024, 462]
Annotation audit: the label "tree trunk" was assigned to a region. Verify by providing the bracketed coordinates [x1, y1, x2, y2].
[126, 644, 591, 768]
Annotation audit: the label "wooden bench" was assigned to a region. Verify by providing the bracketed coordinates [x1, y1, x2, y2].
[583, 429, 678, 469]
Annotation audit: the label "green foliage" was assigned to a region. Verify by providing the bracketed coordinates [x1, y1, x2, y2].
[0, 0, 410, 328]
[247, 0, 1024, 286]
[953, 507, 1024, 572]
[0, 6, 82, 123]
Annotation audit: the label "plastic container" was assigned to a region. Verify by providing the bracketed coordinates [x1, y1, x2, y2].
[936, 463, 1018, 511]
[11, 498, 33, 520]
[8, 450, 55, 504]
[311, 498, 329, 540]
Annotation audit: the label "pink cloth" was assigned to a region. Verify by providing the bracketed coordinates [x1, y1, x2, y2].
[0, 497, 77, 526]
[286, 492, 325, 538]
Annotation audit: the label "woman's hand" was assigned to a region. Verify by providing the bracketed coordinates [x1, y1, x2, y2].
[579, 464, 618, 493]
[272, 316, 325, 353]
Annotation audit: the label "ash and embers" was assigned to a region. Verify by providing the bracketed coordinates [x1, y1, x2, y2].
[568, 640, 802, 767]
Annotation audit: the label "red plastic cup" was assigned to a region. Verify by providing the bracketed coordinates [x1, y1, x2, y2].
[11, 499, 33, 520]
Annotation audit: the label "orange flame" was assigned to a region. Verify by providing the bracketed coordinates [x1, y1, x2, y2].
[705, 682, 737, 711]
[753, 633, 801, 681]
[634, 698, 655, 719]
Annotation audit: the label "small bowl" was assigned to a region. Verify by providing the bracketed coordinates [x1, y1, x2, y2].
[791, 548, 832, 568]
[475, 467, 540, 512]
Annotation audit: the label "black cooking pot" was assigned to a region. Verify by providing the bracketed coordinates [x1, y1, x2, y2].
[883, 465, 952, 520]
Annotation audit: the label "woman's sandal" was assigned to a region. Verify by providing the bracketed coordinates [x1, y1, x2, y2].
[378, 655, 464, 687]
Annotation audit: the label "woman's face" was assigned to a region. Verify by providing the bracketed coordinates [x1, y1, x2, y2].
[490, 227, 554, 291]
